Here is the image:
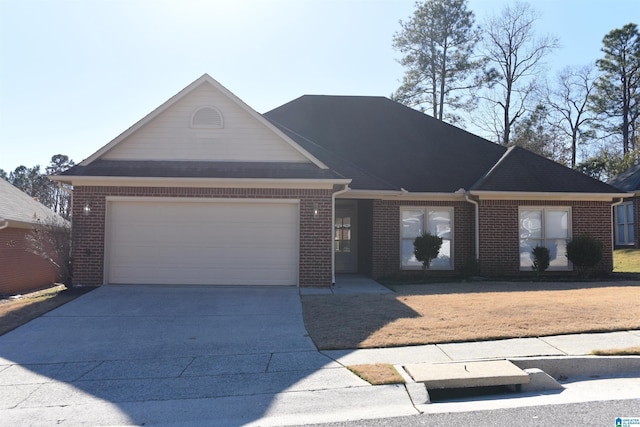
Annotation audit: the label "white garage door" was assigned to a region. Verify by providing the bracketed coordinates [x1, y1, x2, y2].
[106, 199, 299, 286]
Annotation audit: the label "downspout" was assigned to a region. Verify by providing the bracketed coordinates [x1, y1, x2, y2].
[331, 185, 351, 286]
[464, 192, 480, 262]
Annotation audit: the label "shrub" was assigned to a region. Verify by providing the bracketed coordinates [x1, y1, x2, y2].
[531, 245, 550, 274]
[413, 233, 443, 273]
[25, 218, 72, 285]
[458, 257, 480, 281]
[566, 234, 603, 277]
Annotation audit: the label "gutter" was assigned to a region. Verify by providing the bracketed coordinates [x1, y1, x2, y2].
[464, 192, 480, 262]
[0, 218, 8, 230]
[331, 184, 351, 286]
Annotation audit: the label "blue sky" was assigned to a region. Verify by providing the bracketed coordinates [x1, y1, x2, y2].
[1, 0, 637, 173]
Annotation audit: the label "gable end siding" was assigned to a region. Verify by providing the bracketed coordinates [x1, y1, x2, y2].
[102, 84, 309, 163]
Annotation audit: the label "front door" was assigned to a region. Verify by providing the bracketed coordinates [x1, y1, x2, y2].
[335, 201, 357, 273]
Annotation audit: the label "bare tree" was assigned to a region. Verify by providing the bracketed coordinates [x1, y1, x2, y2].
[545, 64, 599, 168]
[25, 217, 72, 285]
[478, 2, 558, 145]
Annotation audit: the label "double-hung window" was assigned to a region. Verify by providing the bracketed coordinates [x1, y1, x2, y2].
[615, 202, 635, 245]
[401, 207, 453, 269]
[519, 207, 571, 270]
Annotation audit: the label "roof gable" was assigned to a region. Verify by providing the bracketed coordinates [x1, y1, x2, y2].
[609, 164, 640, 191]
[0, 179, 66, 227]
[265, 95, 506, 192]
[82, 74, 326, 167]
[472, 146, 623, 193]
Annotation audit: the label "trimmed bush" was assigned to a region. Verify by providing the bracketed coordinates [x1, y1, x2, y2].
[566, 234, 603, 277]
[413, 233, 443, 273]
[531, 245, 550, 274]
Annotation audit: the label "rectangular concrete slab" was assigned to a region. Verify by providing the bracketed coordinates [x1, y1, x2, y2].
[539, 331, 640, 355]
[405, 360, 530, 389]
[267, 351, 341, 372]
[323, 344, 451, 366]
[437, 337, 565, 360]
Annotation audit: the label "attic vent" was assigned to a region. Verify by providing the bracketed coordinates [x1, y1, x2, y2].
[191, 106, 223, 128]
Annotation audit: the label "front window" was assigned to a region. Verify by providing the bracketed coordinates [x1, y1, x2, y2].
[615, 202, 635, 245]
[401, 208, 453, 269]
[519, 207, 571, 270]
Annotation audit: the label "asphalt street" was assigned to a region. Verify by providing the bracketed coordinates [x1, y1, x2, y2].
[302, 398, 640, 427]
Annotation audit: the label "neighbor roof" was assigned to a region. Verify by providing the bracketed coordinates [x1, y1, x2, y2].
[265, 95, 623, 194]
[608, 164, 640, 192]
[0, 179, 65, 227]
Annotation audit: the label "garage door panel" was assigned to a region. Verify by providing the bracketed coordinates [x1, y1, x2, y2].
[107, 200, 298, 286]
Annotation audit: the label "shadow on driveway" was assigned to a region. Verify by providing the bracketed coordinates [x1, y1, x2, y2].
[0, 285, 418, 425]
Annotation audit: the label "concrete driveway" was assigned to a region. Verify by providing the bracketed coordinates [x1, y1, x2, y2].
[0, 285, 415, 426]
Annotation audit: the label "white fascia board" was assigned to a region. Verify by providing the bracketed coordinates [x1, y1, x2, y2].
[49, 175, 350, 189]
[338, 189, 466, 201]
[80, 74, 329, 169]
[469, 191, 632, 201]
[1, 219, 35, 230]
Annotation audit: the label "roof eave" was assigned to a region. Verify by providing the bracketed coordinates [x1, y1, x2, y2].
[469, 190, 632, 201]
[49, 175, 351, 189]
[338, 188, 467, 201]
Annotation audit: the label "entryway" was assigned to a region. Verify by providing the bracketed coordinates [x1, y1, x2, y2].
[335, 200, 357, 273]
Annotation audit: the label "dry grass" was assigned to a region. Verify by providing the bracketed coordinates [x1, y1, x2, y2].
[614, 249, 640, 273]
[592, 346, 640, 356]
[302, 282, 640, 350]
[347, 364, 405, 385]
[0, 285, 92, 336]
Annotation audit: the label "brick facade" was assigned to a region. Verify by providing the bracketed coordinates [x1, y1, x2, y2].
[71, 186, 333, 287]
[367, 198, 614, 279]
[478, 199, 614, 276]
[0, 227, 58, 295]
[370, 199, 474, 279]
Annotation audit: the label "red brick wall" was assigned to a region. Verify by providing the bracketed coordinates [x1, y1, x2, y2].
[478, 199, 614, 276]
[371, 200, 474, 279]
[71, 186, 333, 287]
[0, 227, 58, 295]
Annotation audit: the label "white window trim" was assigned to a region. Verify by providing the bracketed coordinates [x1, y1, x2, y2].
[400, 206, 454, 271]
[615, 202, 635, 246]
[519, 206, 572, 271]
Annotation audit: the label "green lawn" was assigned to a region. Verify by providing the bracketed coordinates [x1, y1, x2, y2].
[614, 249, 640, 273]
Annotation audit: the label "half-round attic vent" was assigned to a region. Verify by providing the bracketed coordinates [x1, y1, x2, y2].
[191, 106, 223, 128]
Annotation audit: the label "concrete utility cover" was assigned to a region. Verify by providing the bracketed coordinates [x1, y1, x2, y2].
[405, 360, 530, 389]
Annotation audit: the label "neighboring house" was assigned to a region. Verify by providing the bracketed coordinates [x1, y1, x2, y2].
[0, 179, 67, 294]
[609, 164, 640, 248]
[52, 74, 626, 287]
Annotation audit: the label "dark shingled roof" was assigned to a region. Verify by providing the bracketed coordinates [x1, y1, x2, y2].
[267, 119, 399, 191]
[608, 164, 640, 191]
[472, 147, 623, 193]
[265, 95, 506, 192]
[60, 160, 345, 180]
[265, 95, 623, 194]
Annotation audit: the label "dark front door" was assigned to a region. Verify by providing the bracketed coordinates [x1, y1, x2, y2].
[335, 201, 357, 273]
